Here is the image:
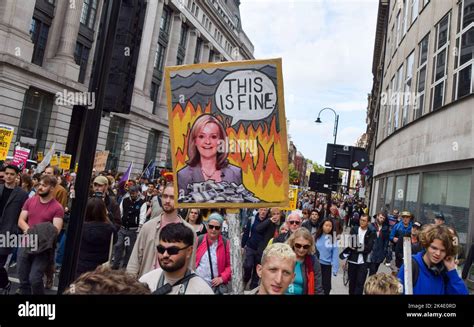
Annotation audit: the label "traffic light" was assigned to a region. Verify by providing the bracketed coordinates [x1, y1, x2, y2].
[325, 144, 369, 171]
[309, 172, 327, 193]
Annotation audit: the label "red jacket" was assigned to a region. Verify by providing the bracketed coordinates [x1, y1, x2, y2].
[195, 234, 232, 284]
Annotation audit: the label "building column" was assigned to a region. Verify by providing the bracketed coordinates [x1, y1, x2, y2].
[157, 12, 184, 108]
[164, 13, 184, 67]
[0, 0, 35, 62]
[46, 103, 73, 154]
[96, 114, 112, 152]
[119, 119, 149, 174]
[134, 0, 162, 93]
[46, 1, 83, 80]
[0, 80, 29, 156]
[161, 134, 171, 169]
[184, 29, 200, 65]
[201, 42, 213, 63]
[56, 1, 84, 61]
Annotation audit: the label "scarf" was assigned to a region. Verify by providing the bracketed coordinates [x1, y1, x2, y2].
[305, 255, 315, 295]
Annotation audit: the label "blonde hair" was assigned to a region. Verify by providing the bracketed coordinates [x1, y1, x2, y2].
[286, 228, 316, 255]
[186, 114, 228, 170]
[270, 207, 282, 215]
[261, 243, 296, 266]
[364, 273, 402, 295]
[419, 224, 458, 257]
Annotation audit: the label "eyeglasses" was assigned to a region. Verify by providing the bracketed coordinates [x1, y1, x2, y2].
[294, 243, 311, 250]
[208, 225, 221, 230]
[156, 244, 191, 255]
[288, 220, 301, 225]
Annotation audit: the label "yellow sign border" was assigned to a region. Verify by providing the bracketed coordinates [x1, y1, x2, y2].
[165, 58, 289, 209]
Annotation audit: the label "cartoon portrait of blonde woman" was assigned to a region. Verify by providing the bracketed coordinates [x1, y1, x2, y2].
[177, 114, 243, 198]
[167, 59, 288, 208]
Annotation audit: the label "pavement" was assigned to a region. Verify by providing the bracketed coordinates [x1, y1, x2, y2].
[331, 258, 393, 295]
[330, 227, 390, 294]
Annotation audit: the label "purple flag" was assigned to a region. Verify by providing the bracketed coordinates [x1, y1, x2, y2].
[119, 162, 133, 184]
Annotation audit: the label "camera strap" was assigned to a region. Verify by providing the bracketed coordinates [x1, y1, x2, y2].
[153, 270, 196, 295]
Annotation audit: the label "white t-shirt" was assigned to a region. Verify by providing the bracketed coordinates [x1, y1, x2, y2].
[348, 227, 368, 265]
[139, 268, 214, 294]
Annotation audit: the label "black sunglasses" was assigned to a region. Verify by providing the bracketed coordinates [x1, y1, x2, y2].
[288, 220, 301, 225]
[294, 243, 311, 250]
[156, 244, 191, 255]
[208, 225, 221, 230]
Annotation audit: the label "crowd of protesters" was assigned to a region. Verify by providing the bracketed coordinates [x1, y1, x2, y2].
[0, 162, 471, 295]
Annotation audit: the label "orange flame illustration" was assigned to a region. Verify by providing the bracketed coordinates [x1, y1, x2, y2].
[172, 101, 285, 202]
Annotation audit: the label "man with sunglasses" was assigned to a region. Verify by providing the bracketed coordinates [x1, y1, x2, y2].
[273, 212, 303, 244]
[127, 184, 196, 279]
[139, 223, 213, 294]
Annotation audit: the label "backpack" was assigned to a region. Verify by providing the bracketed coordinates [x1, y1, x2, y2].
[411, 257, 448, 287]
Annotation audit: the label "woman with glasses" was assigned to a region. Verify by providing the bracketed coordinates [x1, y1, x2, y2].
[285, 228, 324, 295]
[315, 219, 339, 294]
[195, 212, 231, 294]
[185, 209, 207, 237]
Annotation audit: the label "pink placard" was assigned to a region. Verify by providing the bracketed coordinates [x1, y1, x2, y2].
[11, 147, 30, 171]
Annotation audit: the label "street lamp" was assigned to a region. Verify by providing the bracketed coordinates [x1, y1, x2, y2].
[315, 107, 339, 144]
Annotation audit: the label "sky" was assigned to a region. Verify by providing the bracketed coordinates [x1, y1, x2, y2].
[240, 0, 379, 166]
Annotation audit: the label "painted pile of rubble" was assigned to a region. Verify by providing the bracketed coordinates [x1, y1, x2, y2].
[179, 180, 261, 203]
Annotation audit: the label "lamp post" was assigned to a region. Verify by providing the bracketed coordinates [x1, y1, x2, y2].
[315, 107, 339, 144]
[315, 107, 341, 193]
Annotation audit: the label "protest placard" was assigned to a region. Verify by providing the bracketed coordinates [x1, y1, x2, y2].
[165, 59, 289, 208]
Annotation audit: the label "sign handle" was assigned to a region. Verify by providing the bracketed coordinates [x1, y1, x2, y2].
[403, 236, 413, 295]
